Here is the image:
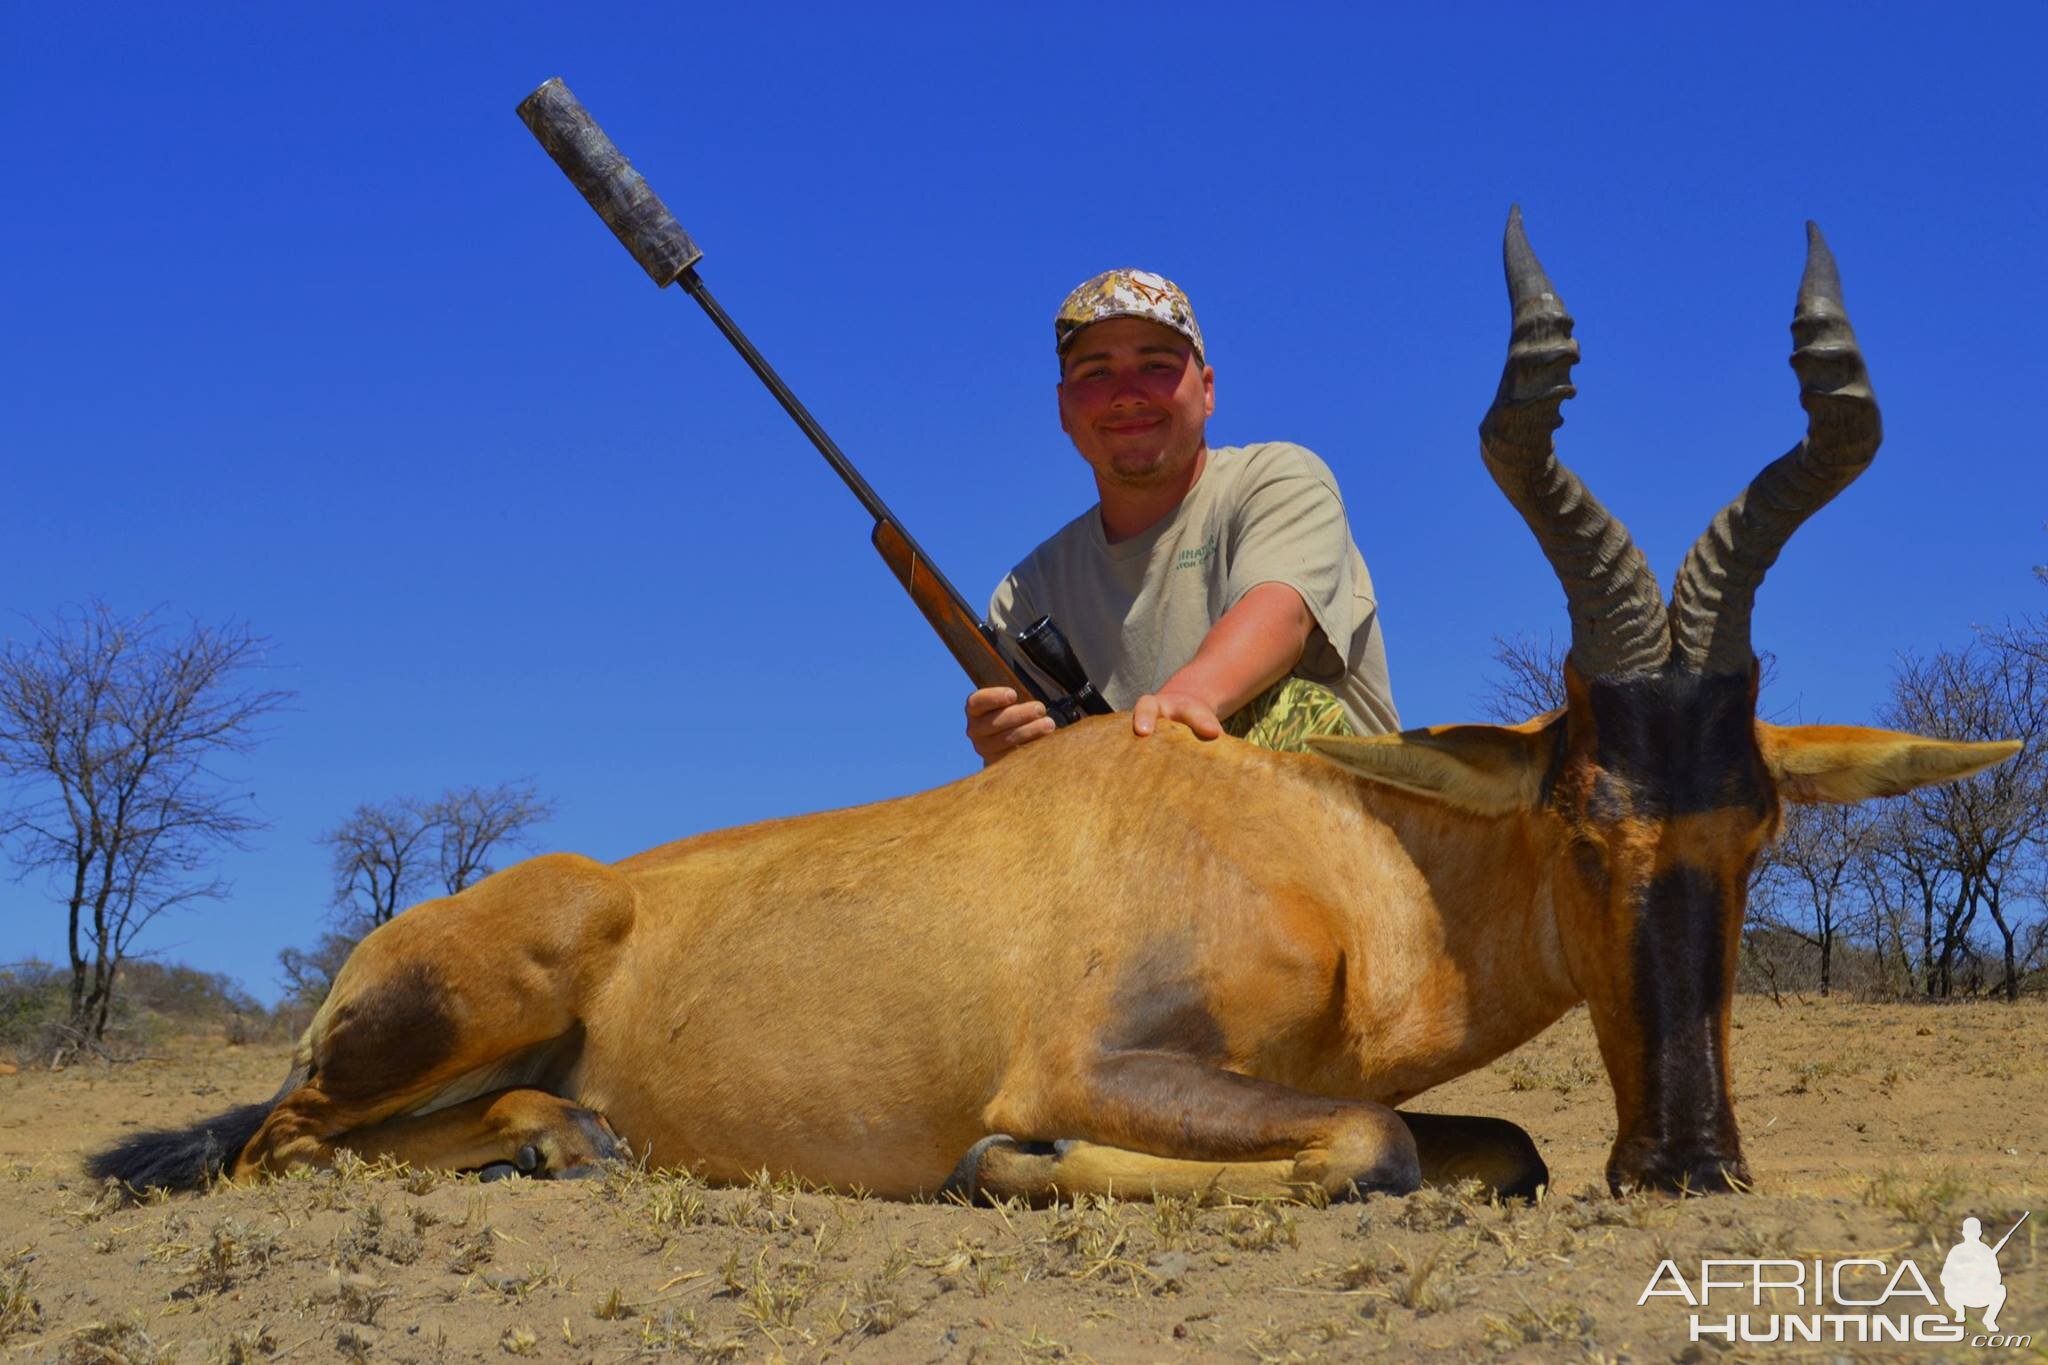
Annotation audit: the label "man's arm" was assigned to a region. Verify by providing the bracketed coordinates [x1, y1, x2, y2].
[1131, 581, 1313, 739]
[1134, 443, 1368, 742]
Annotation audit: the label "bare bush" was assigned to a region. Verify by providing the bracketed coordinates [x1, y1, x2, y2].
[0, 603, 289, 1039]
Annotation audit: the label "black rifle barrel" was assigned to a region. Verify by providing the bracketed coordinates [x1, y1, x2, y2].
[673, 273, 987, 628]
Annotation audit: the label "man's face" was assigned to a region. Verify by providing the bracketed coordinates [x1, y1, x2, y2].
[1057, 317, 1215, 490]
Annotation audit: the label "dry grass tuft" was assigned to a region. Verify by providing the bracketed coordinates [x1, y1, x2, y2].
[638, 1306, 746, 1359]
[920, 1237, 1014, 1297]
[335, 1200, 423, 1268]
[1147, 1191, 1203, 1248]
[57, 1313, 173, 1365]
[331, 1269, 392, 1326]
[1390, 1181, 1485, 1233]
[176, 1217, 278, 1297]
[1389, 1243, 1458, 1315]
[204, 1323, 277, 1364]
[1245, 1312, 1364, 1362]
[1863, 1166, 1973, 1241]
[1224, 1202, 1301, 1252]
[602, 1162, 711, 1238]
[717, 1247, 817, 1333]
[0, 1255, 43, 1343]
[1480, 1296, 1597, 1352]
[832, 1260, 916, 1339]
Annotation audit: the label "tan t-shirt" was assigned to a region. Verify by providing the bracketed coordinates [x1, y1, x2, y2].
[988, 442, 1399, 736]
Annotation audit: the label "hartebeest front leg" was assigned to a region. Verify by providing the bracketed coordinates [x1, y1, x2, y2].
[223, 853, 639, 1184]
[327, 1088, 624, 1179]
[952, 1053, 1421, 1204]
[231, 1086, 624, 1181]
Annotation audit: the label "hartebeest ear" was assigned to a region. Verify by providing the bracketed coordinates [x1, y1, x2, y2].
[1306, 719, 1557, 815]
[1757, 723, 2021, 804]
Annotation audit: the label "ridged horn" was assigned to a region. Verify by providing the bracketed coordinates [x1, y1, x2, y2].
[1480, 208, 1669, 676]
[1668, 224, 1882, 674]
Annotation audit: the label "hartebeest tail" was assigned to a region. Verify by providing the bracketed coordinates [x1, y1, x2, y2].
[87, 1082, 299, 1191]
[86, 213, 2018, 1205]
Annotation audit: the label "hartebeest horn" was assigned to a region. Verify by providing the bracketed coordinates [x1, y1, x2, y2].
[1668, 224, 1882, 674]
[1481, 208, 1669, 676]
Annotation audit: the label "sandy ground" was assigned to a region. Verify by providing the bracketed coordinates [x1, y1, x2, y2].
[1, 997, 2041, 1362]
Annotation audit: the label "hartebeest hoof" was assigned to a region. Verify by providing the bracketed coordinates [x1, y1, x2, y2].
[1293, 1148, 1421, 1202]
[477, 1144, 543, 1182]
[1608, 1144, 1751, 1196]
[1401, 1112, 1549, 1201]
[468, 1096, 624, 1181]
[940, 1134, 1061, 1203]
[531, 1106, 625, 1179]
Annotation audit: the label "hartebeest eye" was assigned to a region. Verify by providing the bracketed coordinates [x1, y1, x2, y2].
[1567, 838, 1608, 894]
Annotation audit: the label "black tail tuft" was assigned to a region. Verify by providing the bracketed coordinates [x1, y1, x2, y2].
[84, 1100, 274, 1192]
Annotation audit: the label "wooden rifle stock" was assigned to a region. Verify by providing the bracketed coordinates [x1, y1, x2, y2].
[869, 521, 1050, 702]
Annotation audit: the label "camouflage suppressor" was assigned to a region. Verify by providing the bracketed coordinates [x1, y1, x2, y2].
[515, 77, 1108, 726]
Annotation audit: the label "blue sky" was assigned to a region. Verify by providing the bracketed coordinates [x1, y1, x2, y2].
[4, 4, 2044, 1000]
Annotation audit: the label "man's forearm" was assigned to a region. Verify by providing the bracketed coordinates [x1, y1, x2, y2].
[1156, 581, 1314, 719]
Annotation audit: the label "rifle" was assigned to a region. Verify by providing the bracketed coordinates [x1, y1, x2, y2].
[516, 77, 1110, 727]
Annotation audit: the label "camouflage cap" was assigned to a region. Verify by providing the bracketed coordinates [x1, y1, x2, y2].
[1054, 268, 1205, 365]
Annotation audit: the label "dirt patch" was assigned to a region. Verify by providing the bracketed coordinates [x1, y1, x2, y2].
[1, 998, 2041, 1360]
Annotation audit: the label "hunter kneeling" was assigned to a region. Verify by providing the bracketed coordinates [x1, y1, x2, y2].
[967, 269, 1399, 762]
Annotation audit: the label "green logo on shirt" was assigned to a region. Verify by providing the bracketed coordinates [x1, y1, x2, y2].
[1174, 539, 1218, 571]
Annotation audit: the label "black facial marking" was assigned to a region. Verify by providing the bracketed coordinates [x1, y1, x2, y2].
[1585, 671, 1767, 817]
[1624, 865, 1743, 1182]
[314, 960, 458, 1100]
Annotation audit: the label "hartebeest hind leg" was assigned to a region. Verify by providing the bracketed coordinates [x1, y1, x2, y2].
[951, 1117, 1545, 1205]
[954, 1053, 1422, 1204]
[952, 1055, 1549, 1204]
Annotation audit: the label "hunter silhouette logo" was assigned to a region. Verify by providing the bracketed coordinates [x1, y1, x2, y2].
[1943, 1213, 2027, 1332]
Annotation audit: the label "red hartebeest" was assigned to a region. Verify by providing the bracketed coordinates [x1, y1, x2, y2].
[92, 214, 2016, 1202]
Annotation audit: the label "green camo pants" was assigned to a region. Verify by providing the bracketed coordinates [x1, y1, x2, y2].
[1223, 677, 1355, 753]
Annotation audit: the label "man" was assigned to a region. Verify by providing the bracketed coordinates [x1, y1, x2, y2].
[967, 268, 1397, 764]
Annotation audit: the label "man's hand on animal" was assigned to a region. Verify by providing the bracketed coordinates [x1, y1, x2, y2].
[964, 686, 1055, 765]
[1129, 689, 1222, 740]
[981, 579, 1316, 759]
